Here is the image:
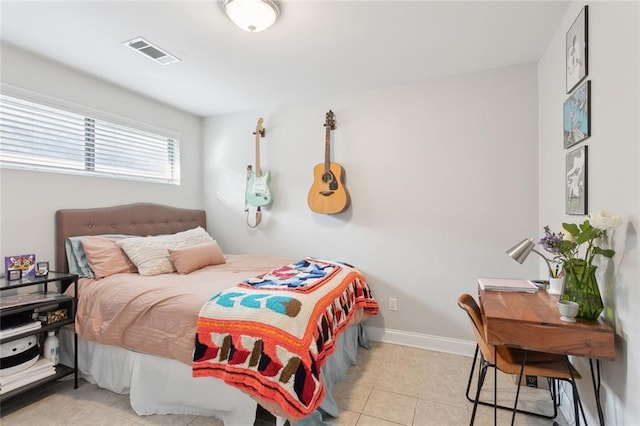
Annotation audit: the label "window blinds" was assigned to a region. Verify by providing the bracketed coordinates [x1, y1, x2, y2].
[0, 93, 180, 185]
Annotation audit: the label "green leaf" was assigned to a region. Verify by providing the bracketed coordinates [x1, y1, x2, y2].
[593, 247, 615, 258]
[580, 220, 593, 232]
[577, 227, 599, 244]
[562, 223, 580, 237]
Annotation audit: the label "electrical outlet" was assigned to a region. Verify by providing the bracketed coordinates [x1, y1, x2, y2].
[389, 297, 397, 311]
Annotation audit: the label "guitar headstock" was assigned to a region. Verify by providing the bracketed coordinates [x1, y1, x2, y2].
[254, 117, 265, 137]
[324, 110, 336, 130]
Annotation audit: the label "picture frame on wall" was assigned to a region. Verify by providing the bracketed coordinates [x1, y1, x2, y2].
[566, 5, 588, 93]
[566, 145, 588, 215]
[563, 80, 591, 148]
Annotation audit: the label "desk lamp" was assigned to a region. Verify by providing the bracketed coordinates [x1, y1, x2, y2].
[506, 238, 554, 278]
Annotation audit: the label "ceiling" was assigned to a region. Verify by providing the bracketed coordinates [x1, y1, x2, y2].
[0, 1, 570, 117]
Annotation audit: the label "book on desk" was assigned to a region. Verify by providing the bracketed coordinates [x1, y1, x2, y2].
[477, 277, 539, 293]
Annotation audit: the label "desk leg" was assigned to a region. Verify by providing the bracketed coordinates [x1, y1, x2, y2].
[590, 358, 605, 426]
[494, 346, 497, 426]
[566, 358, 586, 426]
[511, 350, 527, 426]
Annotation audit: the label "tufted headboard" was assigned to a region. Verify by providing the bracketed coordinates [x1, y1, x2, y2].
[55, 203, 206, 273]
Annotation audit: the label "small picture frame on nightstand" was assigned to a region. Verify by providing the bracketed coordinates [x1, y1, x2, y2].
[8, 269, 22, 281]
[36, 261, 50, 277]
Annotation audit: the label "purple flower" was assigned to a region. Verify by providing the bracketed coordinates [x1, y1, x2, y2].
[539, 226, 563, 254]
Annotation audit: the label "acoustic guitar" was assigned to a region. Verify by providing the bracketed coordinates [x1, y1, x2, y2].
[307, 110, 350, 214]
[246, 117, 272, 207]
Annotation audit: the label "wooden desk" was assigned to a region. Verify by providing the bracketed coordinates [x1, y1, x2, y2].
[480, 289, 614, 360]
[479, 288, 615, 425]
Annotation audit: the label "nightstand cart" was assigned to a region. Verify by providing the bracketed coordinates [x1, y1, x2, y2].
[0, 272, 78, 401]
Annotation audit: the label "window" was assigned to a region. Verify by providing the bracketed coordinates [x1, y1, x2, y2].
[0, 91, 180, 185]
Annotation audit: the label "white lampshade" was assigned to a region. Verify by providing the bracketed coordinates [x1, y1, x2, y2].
[223, 0, 279, 32]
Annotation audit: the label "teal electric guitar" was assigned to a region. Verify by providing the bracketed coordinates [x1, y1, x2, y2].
[246, 117, 272, 207]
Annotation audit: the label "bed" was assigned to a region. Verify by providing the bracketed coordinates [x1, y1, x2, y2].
[54, 203, 378, 425]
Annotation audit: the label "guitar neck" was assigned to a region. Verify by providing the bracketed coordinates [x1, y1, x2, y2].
[323, 127, 331, 174]
[255, 132, 262, 177]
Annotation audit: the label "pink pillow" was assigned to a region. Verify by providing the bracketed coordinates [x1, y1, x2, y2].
[81, 236, 138, 279]
[169, 241, 226, 274]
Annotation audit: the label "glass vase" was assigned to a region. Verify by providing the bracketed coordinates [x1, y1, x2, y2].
[561, 260, 604, 320]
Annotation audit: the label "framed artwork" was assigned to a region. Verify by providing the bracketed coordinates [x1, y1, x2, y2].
[563, 80, 591, 148]
[5, 254, 37, 278]
[7, 269, 22, 281]
[36, 261, 50, 277]
[566, 6, 588, 93]
[566, 145, 588, 215]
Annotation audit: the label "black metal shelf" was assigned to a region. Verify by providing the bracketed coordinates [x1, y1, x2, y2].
[0, 272, 78, 401]
[0, 364, 75, 402]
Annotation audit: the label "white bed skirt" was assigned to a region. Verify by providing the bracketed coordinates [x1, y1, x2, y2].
[60, 323, 368, 426]
[59, 328, 257, 424]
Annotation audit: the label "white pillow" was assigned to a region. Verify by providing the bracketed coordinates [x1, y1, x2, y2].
[116, 227, 213, 276]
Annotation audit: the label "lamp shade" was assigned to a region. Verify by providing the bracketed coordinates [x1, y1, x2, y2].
[223, 0, 279, 32]
[506, 238, 536, 264]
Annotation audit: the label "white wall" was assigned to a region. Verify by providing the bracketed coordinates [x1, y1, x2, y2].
[538, 2, 639, 424]
[0, 43, 204, 266]
[203, 63, 539, 353]
[0, 1, 634, 420]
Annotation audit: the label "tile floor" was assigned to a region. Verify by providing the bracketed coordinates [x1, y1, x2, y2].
[0, 342, 569, 425]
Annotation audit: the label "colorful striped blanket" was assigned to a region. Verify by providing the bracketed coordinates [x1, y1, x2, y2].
[192, 258, 379, 419]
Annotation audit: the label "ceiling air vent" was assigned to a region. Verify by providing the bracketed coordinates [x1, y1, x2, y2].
[123, 37, 181, 65]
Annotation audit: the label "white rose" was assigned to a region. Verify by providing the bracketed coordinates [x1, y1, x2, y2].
[589, 210, 622, 231]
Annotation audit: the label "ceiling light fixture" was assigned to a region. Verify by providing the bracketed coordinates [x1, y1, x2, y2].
[223, 0, 279, 32]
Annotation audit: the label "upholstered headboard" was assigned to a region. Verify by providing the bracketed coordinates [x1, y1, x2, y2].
[55, 203, 206, 273]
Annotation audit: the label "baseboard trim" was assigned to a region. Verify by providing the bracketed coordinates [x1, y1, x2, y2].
[365, 326, 476, 357]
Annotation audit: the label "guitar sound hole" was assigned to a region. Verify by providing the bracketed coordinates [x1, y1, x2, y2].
[322, 173, 334, 184]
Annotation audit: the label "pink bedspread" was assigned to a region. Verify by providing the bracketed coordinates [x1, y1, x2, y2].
[72, 255, 295, 366]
